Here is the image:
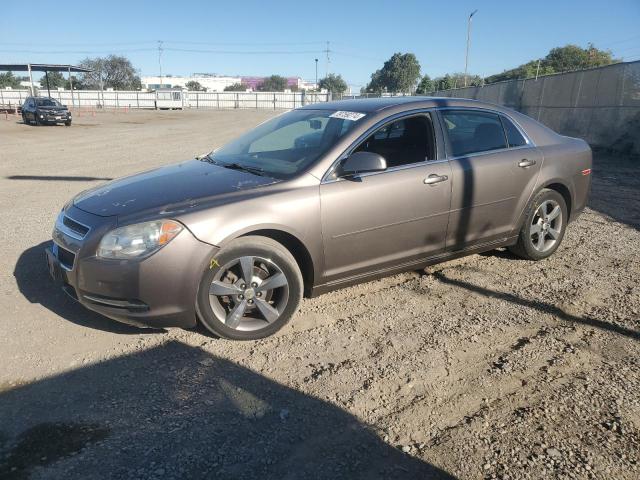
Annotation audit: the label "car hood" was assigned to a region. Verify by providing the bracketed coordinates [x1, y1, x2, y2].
[73, 159, 278, 217]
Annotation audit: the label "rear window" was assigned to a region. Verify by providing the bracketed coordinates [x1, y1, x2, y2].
[501, 116, 527, 147]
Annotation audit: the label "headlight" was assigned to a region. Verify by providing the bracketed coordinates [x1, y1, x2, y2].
[97, 220, 183, 259]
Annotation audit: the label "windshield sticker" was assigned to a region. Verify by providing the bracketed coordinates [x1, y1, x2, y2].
[329, 111, 366, 121]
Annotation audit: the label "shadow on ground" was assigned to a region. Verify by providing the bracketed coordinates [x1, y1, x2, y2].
[13, 241, 153, 335]
[432, 271, 639, 342]
[0, 342, 455, 480]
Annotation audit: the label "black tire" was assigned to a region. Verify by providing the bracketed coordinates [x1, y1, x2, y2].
[509, 188, 568, 260]
[33, 114, 40, 126]
[21, 113, 28, 125]
[64, 120, 72, 126]
[197, 236, 303, 340]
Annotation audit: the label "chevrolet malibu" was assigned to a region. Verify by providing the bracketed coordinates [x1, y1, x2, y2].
[46, 97, 592, 340]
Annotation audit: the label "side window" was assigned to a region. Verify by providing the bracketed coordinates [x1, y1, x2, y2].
[501, 116, 527, 147]
[441, 110, 507, 157]
[354, 113, 436, 168]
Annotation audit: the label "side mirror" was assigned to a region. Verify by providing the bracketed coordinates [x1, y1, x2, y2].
[339, 151, 387, 177]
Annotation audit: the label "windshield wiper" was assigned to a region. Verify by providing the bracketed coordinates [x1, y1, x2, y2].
[218, 162, 266, 176]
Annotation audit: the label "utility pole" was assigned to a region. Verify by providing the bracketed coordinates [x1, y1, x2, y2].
[464, 9, 478, 87]
[158, 40, 164, 88]
[324, 41, 331, 78]
[315, 58, 318, 89]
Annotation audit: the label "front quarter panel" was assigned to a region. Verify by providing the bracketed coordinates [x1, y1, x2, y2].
[177, 175, 324, 281]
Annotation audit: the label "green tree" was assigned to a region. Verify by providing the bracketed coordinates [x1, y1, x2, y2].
[224, 83, 249, 91]
[257, 75, 288, 92]
[415, 74, 434, 94]
[318, 73, 348, 94]
[185, 80, 205, 91]
[364, 53, 421, 93]
[485, 43, 616, 84]
[77, 55, 141, 90]
[0, 71, 22, 89]
[545, 43, 614, 72]
[40, 71, 66, 89]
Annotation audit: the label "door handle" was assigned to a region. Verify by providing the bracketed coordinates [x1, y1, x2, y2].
[518, 159, 536, 168]
[424, 174, 449, 185]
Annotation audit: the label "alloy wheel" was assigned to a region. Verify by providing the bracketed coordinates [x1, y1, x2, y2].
[530, 199, 563, 253]
[208, 255, 289, 331]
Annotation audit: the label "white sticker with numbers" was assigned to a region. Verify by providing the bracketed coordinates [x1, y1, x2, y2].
[329, 110, 366, 121]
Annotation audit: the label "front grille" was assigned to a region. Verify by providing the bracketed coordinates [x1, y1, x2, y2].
[62, 215, 90, 238]
[57, 245, 76, 270]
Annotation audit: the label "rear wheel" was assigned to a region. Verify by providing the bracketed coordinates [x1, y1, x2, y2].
[197, 236, 303, 340]
[509, 188, 567, 260]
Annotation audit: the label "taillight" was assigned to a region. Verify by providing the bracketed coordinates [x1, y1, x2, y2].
[581, 169, 591, 176]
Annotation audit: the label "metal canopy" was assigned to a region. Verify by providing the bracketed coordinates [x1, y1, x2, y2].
[0, 63, 92, 98]
[0, 64, 91, 73]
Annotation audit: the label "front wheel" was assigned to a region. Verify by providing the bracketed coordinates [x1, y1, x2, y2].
[197, 236, 303, 340]
[509, 188, 568, 260]
[64, 120, 72, 126]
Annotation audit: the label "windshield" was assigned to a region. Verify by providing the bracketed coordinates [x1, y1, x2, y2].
[208, 109, 364, 179]
[35, 98, 61, 107]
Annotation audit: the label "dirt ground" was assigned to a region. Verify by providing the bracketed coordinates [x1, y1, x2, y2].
[0, 109, 638, 480]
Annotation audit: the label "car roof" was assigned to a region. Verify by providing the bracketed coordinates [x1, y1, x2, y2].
[299, 96, 502, 113]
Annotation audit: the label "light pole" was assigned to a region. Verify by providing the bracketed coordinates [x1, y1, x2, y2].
[464, 9, 478, 87]
[315, 58, 318, 89]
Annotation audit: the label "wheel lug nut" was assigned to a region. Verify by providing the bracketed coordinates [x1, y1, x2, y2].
[251, 282, 257, 288]
[241, 284, 246, 289]
[238, 294, 244, 300]
[248, 299, 254, 304]
[256, 292, 262, 297]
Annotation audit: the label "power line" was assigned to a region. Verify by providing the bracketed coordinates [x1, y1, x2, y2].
[164, 48, 323, 55]
[163, 40, 327, 47]
[0, 48, 156, 54]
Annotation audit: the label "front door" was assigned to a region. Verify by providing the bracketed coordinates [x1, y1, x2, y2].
[320, 113, 451, 284]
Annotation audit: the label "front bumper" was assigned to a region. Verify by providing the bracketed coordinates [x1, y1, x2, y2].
[38, 111, 71, 123]
[47, 206, 217, 328]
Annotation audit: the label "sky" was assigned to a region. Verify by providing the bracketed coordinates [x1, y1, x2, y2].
[2, 0, 640, 91]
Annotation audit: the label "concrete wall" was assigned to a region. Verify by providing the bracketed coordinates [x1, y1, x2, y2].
[432, 61, 640, 155]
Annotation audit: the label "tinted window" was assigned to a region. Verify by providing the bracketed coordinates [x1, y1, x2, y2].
[354, 114, 436, 168]
[501, 116, 527, 147]
[441, 110, 507, 157]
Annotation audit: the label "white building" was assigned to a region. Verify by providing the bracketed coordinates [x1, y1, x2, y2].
[141, 74, 242, 92]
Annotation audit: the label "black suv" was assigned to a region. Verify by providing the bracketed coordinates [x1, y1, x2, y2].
[22, 96, 72, 126]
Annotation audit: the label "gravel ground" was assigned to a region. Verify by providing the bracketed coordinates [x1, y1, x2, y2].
[0, 109, 638, 480]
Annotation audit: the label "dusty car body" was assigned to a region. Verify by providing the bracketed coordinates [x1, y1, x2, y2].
[46, 97, 591, 339]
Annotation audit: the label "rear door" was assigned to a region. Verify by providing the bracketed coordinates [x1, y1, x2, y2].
[439, 109, 542, 249]
[319, 112, 451, 283]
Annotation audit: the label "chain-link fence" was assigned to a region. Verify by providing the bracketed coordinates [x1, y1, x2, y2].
[430, 61, 640, 154]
